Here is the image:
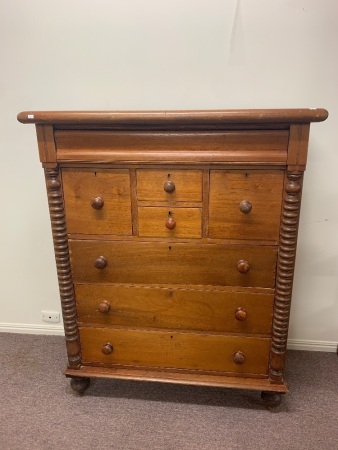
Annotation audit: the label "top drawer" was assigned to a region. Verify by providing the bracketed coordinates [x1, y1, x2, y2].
[54, 130, 289, 164]
[137, 170, 203, 202]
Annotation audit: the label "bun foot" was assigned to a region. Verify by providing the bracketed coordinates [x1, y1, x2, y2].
[70, 377, 90, 395]
[261, 391, 284, 409]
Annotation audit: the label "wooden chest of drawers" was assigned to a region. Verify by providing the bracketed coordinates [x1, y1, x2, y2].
[18, 109, 328, 407]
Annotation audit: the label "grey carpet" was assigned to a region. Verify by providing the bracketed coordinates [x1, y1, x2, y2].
[0, 333, 337, 450]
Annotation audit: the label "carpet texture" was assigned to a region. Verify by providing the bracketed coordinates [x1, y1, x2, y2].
[0, 333, 337, 450]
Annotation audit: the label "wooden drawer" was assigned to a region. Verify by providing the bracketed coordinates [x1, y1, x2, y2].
[79, 327, 270, 374]
[209, 170, 284, 241]
[62, 169, 132, 235]
[76, 284, 274, 334]
[137, 170, 203, 202]
[138, 207, 202, 238]
[69, 241, 277, 288]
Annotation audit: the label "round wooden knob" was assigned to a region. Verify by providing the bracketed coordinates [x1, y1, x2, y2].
[233, 351, 245, 364]
[164, 181, 175, 193]
[102, 343, 113, 355]
[235, 307, 247, 321]
[239, 200, 252, 214]
[91, 196, 104, 210]
[98, 300, 111, 314]
[165, 216, 176, 230]
[237, 259, 250, 273]
[94, 256, 107, 269]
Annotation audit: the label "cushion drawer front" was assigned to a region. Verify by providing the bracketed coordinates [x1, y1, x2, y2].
[209, 170, 284, 241]
[80, 327, 270, 375]
[137, 170, 203, 202]
[62, 169, 132, 235]
[76, 284, 274, 334]
[69, 241, 277, 288]
[138, 207, 202, 238]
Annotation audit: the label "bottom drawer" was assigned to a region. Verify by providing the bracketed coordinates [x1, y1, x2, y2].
[79, 327, 270, 375]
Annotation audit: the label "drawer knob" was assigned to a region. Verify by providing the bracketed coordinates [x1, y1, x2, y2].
[235, 307, 248, 321]
[239, 200, 252, 214]
[91, 196, 104, 210]
[102, 343, 113, 355]
[237, 259, 250, 273]
[94, 256, 107, 269]
[164, 181, 175, 193]
[98, 300, 111, 314]
[233, 351, 245, 364]
[165, 216, 176, 230]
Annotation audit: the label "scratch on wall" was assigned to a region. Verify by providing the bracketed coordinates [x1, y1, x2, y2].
[228, 0, 246, 65]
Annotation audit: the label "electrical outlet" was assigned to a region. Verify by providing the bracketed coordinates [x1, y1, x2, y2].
[41, 310, 60, 323]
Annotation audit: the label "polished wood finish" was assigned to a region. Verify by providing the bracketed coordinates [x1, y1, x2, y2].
[69, 240, 277, 288]
[97, 300, 111, 314]
[94, 256, 107, 270]
[90, 196, 104, 210]
[163, 180, 175, 193]
[75, 284, 274, 334]
[53, 130, 289, 164]
[269, 171, 304, 383]
[101, 343, 114, 355]
[233, 351, 245, 365]
[20, 108, 328, 403]
[44, 168, 81, 368]
[209, 170, 284, 241]
[138, 207, 202, 238]
[62, 169, 132, 235]
[137, 170, 203, 202]
[79, 327, 270, 374]
[17, 108, 328, 126]
[235, 307, 248, 322]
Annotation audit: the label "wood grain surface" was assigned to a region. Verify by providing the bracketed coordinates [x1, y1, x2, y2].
[137, 169, 203, 202]
[138, 207, 202, 238]
[209, 170, 284, 241]
[62, 169, 132, 235]
[79, 326, 270, 374]
[69, 240, 277, 288]
[75, 284, 274, 334]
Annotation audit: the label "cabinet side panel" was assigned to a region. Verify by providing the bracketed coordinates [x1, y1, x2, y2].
[36, 125, 57, 163]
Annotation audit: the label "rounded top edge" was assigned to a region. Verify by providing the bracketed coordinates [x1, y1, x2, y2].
[17, 108, 329, 125]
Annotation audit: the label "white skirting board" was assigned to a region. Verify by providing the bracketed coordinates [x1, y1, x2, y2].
[0, 322, 337, 352]
[0, 323, 65, 336]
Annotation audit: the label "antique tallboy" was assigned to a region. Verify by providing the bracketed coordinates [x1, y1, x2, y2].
[18, 109, 328, 407]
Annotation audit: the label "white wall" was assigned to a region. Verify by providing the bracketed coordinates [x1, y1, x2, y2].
[1, 0, 337, 350]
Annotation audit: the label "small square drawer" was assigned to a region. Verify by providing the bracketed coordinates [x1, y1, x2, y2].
[209, 170, 284, 241]
[62, 169, 132, 235]
[138, 207, 202, 238]
[137, 170, 203, 202]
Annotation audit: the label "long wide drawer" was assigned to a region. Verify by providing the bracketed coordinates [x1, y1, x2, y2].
[79, 327, 270, 375]
[75, 284, 274, 334]
[69, 241, 277, 288]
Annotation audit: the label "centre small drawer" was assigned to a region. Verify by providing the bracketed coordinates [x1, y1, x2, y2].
[137, 169, 203, 202]
[138, 207, 202, 238]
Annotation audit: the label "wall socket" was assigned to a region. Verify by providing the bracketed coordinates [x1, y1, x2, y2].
[41, 310, 60, 323]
